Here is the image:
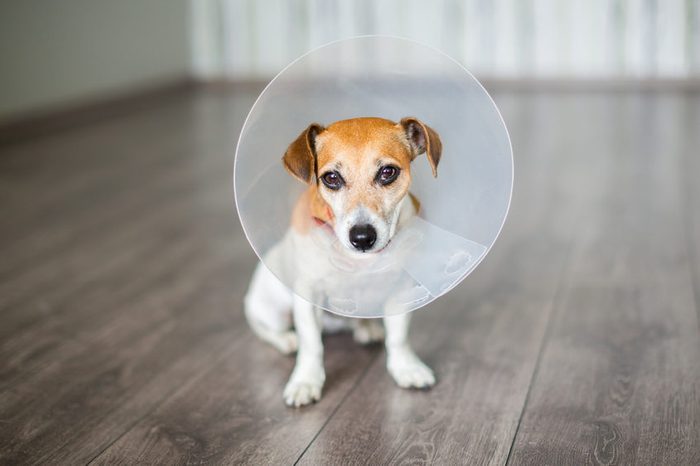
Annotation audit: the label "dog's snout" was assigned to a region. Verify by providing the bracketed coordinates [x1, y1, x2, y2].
[349, 224, 377, 251]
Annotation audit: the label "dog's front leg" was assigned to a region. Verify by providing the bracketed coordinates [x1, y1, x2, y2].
[384, 313, 435, 389]
[284, 294, 325, 407]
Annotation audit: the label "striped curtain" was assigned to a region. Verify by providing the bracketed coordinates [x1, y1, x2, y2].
[190, 0, 700, 79]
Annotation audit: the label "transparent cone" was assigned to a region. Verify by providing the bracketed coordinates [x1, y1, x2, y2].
[234, 36, 513, 317]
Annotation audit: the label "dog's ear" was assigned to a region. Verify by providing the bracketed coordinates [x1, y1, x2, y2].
[400, 117, 442, 177]
[282, 123, 325, 184]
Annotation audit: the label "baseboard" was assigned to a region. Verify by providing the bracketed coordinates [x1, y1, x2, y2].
[3, 76, 697, 146]
[478, 77, 700, 92]
[198, 76, 700, 93]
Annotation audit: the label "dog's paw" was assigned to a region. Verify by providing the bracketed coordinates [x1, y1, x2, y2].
[353, 320, 385, 345]
[387, 348, 435, 389]
[283, 366, 325, 407]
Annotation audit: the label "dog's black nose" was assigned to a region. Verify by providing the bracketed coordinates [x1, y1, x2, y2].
[349, 224, 377, 251]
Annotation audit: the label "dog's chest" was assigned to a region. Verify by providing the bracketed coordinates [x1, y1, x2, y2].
[264, 229, 392, 311]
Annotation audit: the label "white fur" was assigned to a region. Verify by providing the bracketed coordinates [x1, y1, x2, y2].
[244, 198, 435, 407]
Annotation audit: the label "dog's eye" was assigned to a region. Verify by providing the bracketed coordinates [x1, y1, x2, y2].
[376, 165, 400, 186]
[321, 171, 344, 190]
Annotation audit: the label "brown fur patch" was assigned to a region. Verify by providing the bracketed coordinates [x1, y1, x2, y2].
[408, 192, 421, 214]
[287, 117, 437, 235]
[291, 184, 334, 233]
[314, 118, 414, 221]
[315, 118, 413, 172]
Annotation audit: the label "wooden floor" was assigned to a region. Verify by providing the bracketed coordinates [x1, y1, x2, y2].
[1, 87, 699, 465]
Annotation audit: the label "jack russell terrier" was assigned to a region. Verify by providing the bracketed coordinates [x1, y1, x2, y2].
[244, 116, 441, 407]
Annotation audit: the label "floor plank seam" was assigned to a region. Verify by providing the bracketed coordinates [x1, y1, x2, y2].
[292, 350, 382, 465]
[504, 237, 578, 465]
[83, 342, 241, 465]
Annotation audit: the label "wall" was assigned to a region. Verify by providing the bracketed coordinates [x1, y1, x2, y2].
[2, 0, 699, 121]
[0, 0, 190, 120]
[192, 0, 700, 80]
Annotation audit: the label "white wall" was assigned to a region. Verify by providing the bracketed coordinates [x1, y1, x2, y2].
[192, 0, 700, 80]
[0, 0, 190, 120]
[2, 0, 699, 121]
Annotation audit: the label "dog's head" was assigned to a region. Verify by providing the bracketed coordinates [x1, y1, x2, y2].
[283, 117, 442, 253]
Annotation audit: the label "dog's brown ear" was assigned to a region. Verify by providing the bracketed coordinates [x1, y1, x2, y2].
[400, 117, 442, 177]
[282, 123, 325, 184]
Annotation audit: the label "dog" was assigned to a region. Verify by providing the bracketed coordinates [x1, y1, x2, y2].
[244, 116, 441, 407]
